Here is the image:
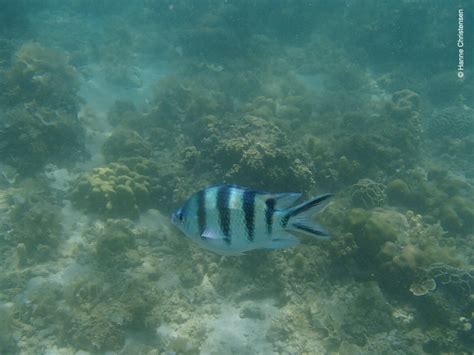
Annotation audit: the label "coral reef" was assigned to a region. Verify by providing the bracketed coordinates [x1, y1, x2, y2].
[94, 219, 142, 270]
[425, 263, 474, 296]
[2, 42, 80, 112]
[0, 43, 86, 175]
[383, 89, 423, 161]
[7, 191, 63, 264]
[102, 128, 152, 162]
[139, 76, 232, 135]
[70, 157, 185, 216]
[70, 163, 155, 219]
[427, 106, 474, 139]
[350, 178, 386, 209]
[0, 303, 17, 354]
[107, 99, 140, 127]
[307, 282, 395, 350]
[345, 208, 400, 261]
[386, 178, 411, 206]
[0, 103, 86, 175]
[409, 277, 436, 296]
[438, 195, 474, 234]
[335, 89, 422, 179]
[200, 115, 315, 191]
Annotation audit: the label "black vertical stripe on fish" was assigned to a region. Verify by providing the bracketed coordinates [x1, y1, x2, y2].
[197, 189, 206, 236]
[217, 185, 231, 244]
[242, 189, 256, 241]
[265, 198, 275, 234]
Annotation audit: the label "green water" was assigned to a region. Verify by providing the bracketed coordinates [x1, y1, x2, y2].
[0, 1, 472, 354]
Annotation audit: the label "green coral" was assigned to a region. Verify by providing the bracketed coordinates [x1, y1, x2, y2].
[201, 115, 315, 191]
[107, 99, 140, 127]
[308, 282, 394, 349]
[0, 303, 17, 354]
[0, 103, 86, 174]
[68, 306, 127, 352]
[178, 17, 243, 62]
[386, 178, 411, 206]
[244, 95, 312, 125]
[8, 193, 63, 264]
[427, 106, 474, 139]
[351, 178, 386, 209]
[102, 128, 152, 162]
[425, 263, 473, 296]
[140, 76, 232, 134]
[71, 157, 183, 216]
[70, 163, 154, 219]
[346, 208, 398, 258]
[0, 42, 85, 175]
[15, 279, 63, 328]
[2, 42, 80, 112]
[384, 89, 422, 157]
[340, 207, 435, 295]
[439, 196, 474, 234]
[59, 265, 161, 352]
[95, 219, 141, 270]
[337, 89, 422, 177]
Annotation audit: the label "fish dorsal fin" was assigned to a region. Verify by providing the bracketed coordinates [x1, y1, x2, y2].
[259, 192, 302, 209]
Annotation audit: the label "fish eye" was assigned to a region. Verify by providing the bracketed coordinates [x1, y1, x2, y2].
[177, 212, 184, 221]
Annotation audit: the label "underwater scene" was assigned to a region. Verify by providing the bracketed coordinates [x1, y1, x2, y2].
[0, 0, 473, 354]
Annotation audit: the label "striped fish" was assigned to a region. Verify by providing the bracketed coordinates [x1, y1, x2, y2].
[170, 184, 332, 255]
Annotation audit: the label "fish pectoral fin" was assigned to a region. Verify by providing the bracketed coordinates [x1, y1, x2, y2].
[200, 229, 224, 241]
[264, 233, 300, 250]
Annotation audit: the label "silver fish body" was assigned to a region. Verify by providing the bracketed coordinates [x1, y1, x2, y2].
[171, 184, 332, 256]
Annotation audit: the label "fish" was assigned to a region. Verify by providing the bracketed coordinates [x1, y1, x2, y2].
[170, 184, 332, 256]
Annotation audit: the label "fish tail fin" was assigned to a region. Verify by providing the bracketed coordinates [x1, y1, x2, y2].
[281, 193, 333, 240]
